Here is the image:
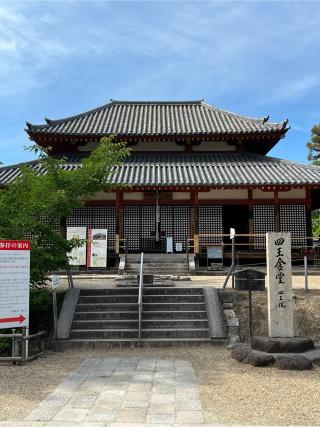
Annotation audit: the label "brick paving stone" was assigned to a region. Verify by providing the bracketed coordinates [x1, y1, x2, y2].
[150, 394, 175, 404]
[25, 406, 61, 421]
[146, 414, 176, 424]
[85, 408, 118, 422]
[175, 411, 204, 424]
[122, 400, 150, 408]
[39, 393, 71, 407]
[128, 383, 152, 392]
[53, 407, 89, 422]
[148, 403, 176, 415]
[176, 399, 202, 411]
[117, 408, 147, 423]
[125, 391, 151, 401]
[66, 395, 97, 409]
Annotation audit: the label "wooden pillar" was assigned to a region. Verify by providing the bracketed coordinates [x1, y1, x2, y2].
[191, 190, 198, 254]
[306, 188, 313, 240]
[116, 191, 124, 254]
[248, 189, 253, 248]
[274, 189, 280, 232]
[190, 190, 198, 237]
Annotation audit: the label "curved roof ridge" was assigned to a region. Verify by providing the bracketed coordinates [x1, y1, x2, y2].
[28, 101, 114, 129]
[201, 101, 287, 127]
[110, 99, 203, 105]
[0, 159, 38, 171]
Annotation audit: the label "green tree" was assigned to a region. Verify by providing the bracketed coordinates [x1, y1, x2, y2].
[312, 210, 320, 237]
[307, 124, 320, 162]
[0, 136, 129, 287]
[307, 125, 320, 236]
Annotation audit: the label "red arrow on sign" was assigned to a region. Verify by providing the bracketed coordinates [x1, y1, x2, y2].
[0, 314, 26, 324]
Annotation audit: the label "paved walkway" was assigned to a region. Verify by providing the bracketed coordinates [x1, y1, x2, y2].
[22, 357, 204, 426]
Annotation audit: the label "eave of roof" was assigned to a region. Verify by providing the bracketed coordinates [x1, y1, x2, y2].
[1, 152, 319, 188]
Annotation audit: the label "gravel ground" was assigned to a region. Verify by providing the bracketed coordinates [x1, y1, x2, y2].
[1, 346, 320, 425]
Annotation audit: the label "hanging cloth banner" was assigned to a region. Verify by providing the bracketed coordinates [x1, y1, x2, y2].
[67, 227, 87, 266]
[87, 229, 108, 268]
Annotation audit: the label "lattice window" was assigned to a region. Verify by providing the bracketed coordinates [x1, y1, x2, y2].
[198, 205, 223, 246]
[253, 205, 275, 249]
[160, 206, 173, 239]
[173, 205, 190, 251]
[280, 204, 306, 247]
[66, 205, 116, 249]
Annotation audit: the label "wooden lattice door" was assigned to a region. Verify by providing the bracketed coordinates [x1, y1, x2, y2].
[123, 205, 156, 252]
[160, 205, 190, 252]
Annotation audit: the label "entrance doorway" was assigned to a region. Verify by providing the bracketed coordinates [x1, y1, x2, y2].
[222, 205, 249, 249]
[123, 205, 190, 253]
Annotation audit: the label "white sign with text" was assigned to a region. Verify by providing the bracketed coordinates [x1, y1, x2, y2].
[0, 240, 30, 329]
[87, 229, 108, 268]
[67, 227, 87, 266]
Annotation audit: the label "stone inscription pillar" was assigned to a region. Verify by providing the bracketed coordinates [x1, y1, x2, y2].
[266, 232, 294, 338]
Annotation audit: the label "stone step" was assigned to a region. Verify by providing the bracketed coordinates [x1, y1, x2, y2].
[76, 303, 138, 312]
[70, 328, 210, 340]
[143, 302, 206, 311]
[62, 338, 215, 349]
[143, 295, 205, 303]
[80, 288, 139, 296]
[143, 310, 207, 320]
[74, 311, 139, 321]
[78, 295, 138, 304]
[72, 320, 139, 329]
[142, 319, 209, 329]
[143, 287, 203, 295]
[127, 254, 186, 261]
[141, 328, 210, 339]
[125, 266, 188, 275]
[70, 329, 139, 339]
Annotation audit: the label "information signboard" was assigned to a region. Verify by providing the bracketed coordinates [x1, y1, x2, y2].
[0, 240, 30, 329]
[67, 227, 86, 266]
[87, 229, 108, 268]
[51, 275, 61, 290]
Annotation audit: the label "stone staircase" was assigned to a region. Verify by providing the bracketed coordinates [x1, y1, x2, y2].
[67, 286, 218, 346]
[124, 253, 189, 275]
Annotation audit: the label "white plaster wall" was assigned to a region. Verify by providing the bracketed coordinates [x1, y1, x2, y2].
[278, 189, 306, 199]
[198, 189, 248, 200]
[90, 191, 116, 200]
[132, 141, 185, 152]
[172, 192, 190, 200]
[192, 141, 236, 152]
[123, 192, 145, 200]
[253, 189, 275, 200]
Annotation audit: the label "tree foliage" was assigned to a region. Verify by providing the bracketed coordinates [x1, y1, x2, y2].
[307, 124, 320, 162]
[0, 137, 129, 287]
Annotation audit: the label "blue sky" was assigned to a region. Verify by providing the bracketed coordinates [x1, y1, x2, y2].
[0, 0, 320, 165]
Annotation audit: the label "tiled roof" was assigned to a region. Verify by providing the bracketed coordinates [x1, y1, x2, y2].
[26, 100, 288, 137]
[1, 152, 319, 187]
